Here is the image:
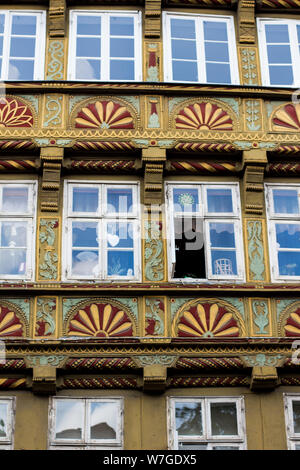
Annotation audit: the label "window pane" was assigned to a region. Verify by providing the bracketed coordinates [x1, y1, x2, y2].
[179, 443, 207, 450]
[11, 15, 36, 35]
[107, 188, 133, 214]
[0, 249, 26, 275]
[0, 403, 8, 438]
[10, 37, 36, 58]
[276, 224, 300, 249]
[278, 251, 300, 276]
[110, 60, 134, 80]
[77, 16, 101, 35]
[76, 38, 100, 58]
[207, 188, 233, 213]
[110, 38, 134, 58]
[110, 16, 134, 36]
[0, 15, 4, 34]
[172, 60, 198, 82]
[72, 222, 98, 248]
[89, 402, 117, 440]
[273, 189, 299, 214]
[0, 37, 3, 56]
[209, 223, 235, 248]
[211, 445, 239, 450]
[173, 188, 199, 212]
[211, 250, 237, 276]
[265, 24, 290, 43]
[76, 59, 100, 80]
[172, 39, 197, 60]
[298, 25, 300, 43]
[210, 402, 238, 436]
[204, 21, 228, 41]
[170, 18, 196, 39]
[174, 217, 206, 279]
[107, 222, 133, 248]
[205, 42, 229, 62]
[72, 250, 99, 276]
[1, 221, 27, 247]
[206, 62, 231, 84]
[8, 60, 34, 80]
[269, 65, 294, 85]
[175, 402, 203, 436]
[267, 45, 291, 64]
[72, 187, 99, 213]
[293, 401, 300, 433]
[55, 400, 84, 440]
[107, 251, 134, 276]
[2, 187, 28, 213]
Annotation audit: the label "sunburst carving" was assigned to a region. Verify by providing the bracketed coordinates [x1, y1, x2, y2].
[0, 306, 23, 337]
[68, 302, 133, 337]
[175, 102, 233, 131]
[273, 104, 300, 132]
[177, 303, 239, 338]
[0, 98, 33, 127]
[283, 307, 300, 337]
[75, 100, 134, 129]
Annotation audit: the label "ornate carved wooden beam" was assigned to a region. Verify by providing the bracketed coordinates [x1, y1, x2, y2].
[242, 149, 267, 216]
[142, 148, 166, 206]
[48, 0, 66, 38]
[237, 0, 256, 44]
[145, 0, 161, 38]
[40, 147, 63, 212]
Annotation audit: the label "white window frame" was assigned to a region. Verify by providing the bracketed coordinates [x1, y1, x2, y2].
[0, 397, 16, 450]
[266, 183, 300, 282]
[62, 180, 141, 282]
[168, 396, 247, 450]
[165, 182, 245, 282]
[0, 10, 46, 81]
[283, 394, 300, 450]
[257, 18, 300, 87]
[0, 181, 37, 281]
[48, 397, 124, 450]
[163, 12, 239, 85]
[68, 10, 142, 82]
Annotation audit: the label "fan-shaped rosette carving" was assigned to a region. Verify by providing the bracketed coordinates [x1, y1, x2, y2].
[273, 104, 300, 132]
[0, 98, 33, 127]
[68, 303, 133, 337]
[177, 303, 240, 338]
[283, 307, 300, 336]
[175, 102, 233, 131]
[0, 306, 23, 337]
[75, 100, 134, 129]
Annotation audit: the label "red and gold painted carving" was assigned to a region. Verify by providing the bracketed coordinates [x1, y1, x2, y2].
[75, 101, 134, 129]
[0, 305, 23, 337]
[273, 104, 300, 131]
[283, 307, 300, 336]
[68, 302, 134, 337]
[0, 98, 34, 127]
[175, 102, 233, 131]
[176, 303, 240, 338]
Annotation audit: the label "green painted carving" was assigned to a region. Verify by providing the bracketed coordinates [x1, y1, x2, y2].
[147, 67, 159, 82]
[46, 40, 64, 80]
[69, 95, 90, 113]
[18, 95, 39, 114]
[170, 298, 194, 321]
[62, 298, 86, 321]
[114, 298, 138, 322]
[266, 101, 285, 118]
[157, 140, 175, 147]
[43, 95, 63, 127]
[27, 355, 65, 367]
[120, 95, 140, 113]
[219, 298, 245, 320]
[39, 219, 58, 280]
[218, 97, 240, 117]
[245, 100, 261, 131]
[133, 139, 149, 147]
[36, 298, 56, 336]
[5, 298, 30, 323]
[144, 221, 164, 281]
[233, 141, 253, 150]
[247, 221, 265, 281]
[252, 300, 269, 334]
[168, 97, 189, 114]
[136, 355, 176, 366]
[148, 112, 160, 128]
[244, 353, 283, 367]
[276, 299, 297, 322]
[145, 298, 164, 335]
[35, 138, 72, 146]
[241, 48, 258, 85]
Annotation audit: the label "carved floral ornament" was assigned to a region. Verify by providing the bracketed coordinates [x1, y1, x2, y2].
[0, 96, 34, 127]
[65, 300, 136, 337]
[279, 302, 300, 337]
[272, 103, 300, 132]
[0, 302, 28, 337]
[72, 99, 135, 130]
[174, 101, 234, 131]
[172, 299, 245, 338]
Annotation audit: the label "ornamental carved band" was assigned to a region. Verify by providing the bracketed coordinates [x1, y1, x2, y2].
[0, 97, 34, 127]
[175, 102, 233, 131]
[143, 220, 164, 282]
[272, 103, 300, 132]
[38, 218, 59, 281]
[172, 299, 246, 338]
[74, 100, 134, 129]
[247, 220, 266, 281]
[279, 302, 300, 337]
[0, 301, 29, 338]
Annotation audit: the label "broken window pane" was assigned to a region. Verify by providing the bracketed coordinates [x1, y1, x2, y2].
[89, 402, 117, 440]
[55, 400, 84, 440]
